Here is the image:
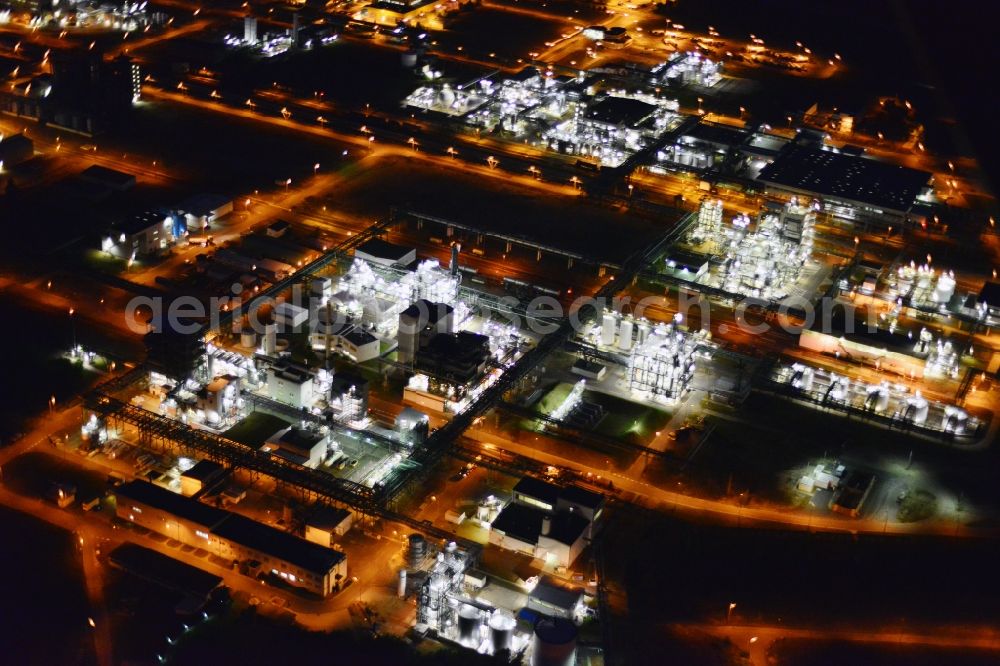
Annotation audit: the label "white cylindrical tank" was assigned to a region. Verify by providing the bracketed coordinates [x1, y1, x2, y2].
[489, 610, 516, 654]
[933, 273, 956, 304]
[637, 321, 650, 345]
[401, 50, 418, 68]
[264, 322, 277, 356]
[458, 604, 480, 646]
[866, 386, 889, 412]
[618, 319, 633, 351]
[397, 568, 407, 598]
[241, 330, 256, 349]
[600, 312, 616, 346]
[904, 394, 929, 424]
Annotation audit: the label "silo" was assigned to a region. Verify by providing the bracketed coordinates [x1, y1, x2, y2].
[532, 616, 577, 666]
[489, 610, 516, 654]
[904, 394, 929, 424]
[637, 321, 650, 345]
[600, 312, 616, 346]
[457, 604, 480, 646]
[618, 319, 633, 351]
[241, 330, 257, 349]
[397, 568, 407, 598]
[407, 533, 427, 568]
[264, 322, 277, 356]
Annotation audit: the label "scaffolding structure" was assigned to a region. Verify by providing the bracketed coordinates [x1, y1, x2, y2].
[626, 321, 705, 402]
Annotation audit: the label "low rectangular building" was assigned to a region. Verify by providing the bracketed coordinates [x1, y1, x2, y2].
[304, 506, 354, 546]
[115, 481, 346, 597]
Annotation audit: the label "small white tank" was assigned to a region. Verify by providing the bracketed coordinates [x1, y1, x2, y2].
[240, 330, 256, 349]
[264, 322, 277, 356]
[618, 319, 634, 351]
[600, 312, 616, 346]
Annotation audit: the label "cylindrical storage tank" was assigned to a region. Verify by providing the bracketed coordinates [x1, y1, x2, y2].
[264, 322, 277, 356]
[933, 274, 956, 304]
[407, 533, 426, 568]
[637, 321, 650, 345]
[618, 319, 634, 351]
[532, 616, 577, 666]
[905, 395, 929, 424]
[397, 568, 407, 598]
[489, 610, 516, 654]
[241, 330, 256, 349]
[866, 387, 889, 412]
[600, 312, 616, 346]
[401, 49, 418, 68]
[458, 604, 480, 646]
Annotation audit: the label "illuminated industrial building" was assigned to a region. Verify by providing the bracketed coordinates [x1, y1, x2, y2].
[116, 481, 348, 597]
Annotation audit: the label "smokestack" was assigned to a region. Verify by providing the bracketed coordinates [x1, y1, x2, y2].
[450, 243, 460, 277]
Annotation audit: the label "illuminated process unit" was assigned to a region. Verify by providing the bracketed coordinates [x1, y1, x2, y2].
[689, 198, 817, 301]
[405, 67, 683, 167]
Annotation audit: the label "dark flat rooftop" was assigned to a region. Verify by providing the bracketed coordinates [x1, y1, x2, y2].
[757, 145, 931, 212]
[530, 576, 583, 611]
[109, 543, 222, 599]
[586, 96, 658, 127]
[212, 513, 345, 575]
[492, 503, 544, 544]
[546, 511, 589, 546]
[513, 477, 562, 508]
[116, 480, 228, 529]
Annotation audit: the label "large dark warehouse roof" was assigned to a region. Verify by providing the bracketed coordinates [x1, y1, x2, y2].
[757, 145, 931, 212]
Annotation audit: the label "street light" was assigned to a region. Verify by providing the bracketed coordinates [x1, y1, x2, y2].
[446, 146, 457, 159]
[69, 308, 77, 355]
[281, 107, 291, 120]
[727, 602, 736, 623]
[317, 115, 327, 128]
[313, 163, 320, 176]
[486, 155, 498, 169]
[407, 137, 418, 151]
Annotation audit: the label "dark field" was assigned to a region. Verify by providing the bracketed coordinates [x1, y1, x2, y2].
[0, 506, 95, 665]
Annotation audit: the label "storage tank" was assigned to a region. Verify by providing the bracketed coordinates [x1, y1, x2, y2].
[458, 604, 480, 646]
[397, 568, 407, 598]
[407, 533, 427, 568]
[240, 330, 257, 349]
[865, 385, 889, 412]
[618, 319, 633, 351]
[600, 312, 616, 346]
[489, 610, 516, 654]
[264, 322, 277, 356]
[904, 393, 929, 424]
[637, 321, 650, 345]
[401, 49, 418, 68]
[532, 616, 577, 666]
[933, 273, 956, 304]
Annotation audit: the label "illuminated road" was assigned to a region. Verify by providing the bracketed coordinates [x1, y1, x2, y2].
[690, 622, 1000, 665]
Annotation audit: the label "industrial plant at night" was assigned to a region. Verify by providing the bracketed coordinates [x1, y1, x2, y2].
[0, 1, 996, 665]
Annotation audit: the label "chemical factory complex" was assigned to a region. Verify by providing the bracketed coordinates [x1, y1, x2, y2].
[0, 1, 997, 665]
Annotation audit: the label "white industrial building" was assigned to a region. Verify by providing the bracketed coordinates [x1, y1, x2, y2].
[489, 478, 604, 569]
[261, 426, 328, 468]
[266, 360, 315, 409]
[304, 505, 354, 546]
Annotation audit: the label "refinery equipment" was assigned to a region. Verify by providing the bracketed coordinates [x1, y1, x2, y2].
[626, 318, 706, 403]
[652, 51, 722, 88]
[415, 541, 528, 659]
